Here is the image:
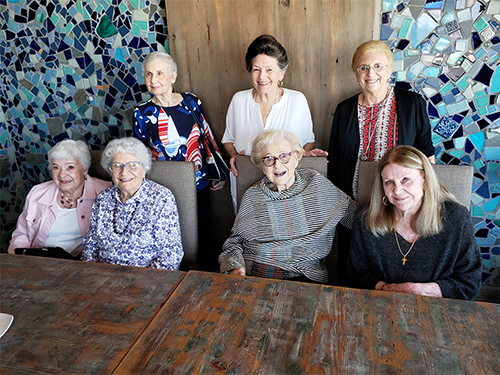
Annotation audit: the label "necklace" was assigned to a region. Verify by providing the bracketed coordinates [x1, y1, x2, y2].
[394, 231, 418, 265]
[359, 87, 391, 161]
[60, 188, 84, 209]
[113, 198, 140, 234]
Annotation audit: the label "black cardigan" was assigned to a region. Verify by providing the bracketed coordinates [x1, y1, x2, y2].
[327, 87, 435, 198]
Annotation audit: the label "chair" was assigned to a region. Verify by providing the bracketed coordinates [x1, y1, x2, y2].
[357, 161, 473, 208]
[234, 155, 328, 209]
[89, 150, 199, 270]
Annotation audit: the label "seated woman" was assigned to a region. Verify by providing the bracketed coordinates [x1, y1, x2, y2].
[8, 139, 111, 258]
[82, 137, 183, 270]
[219, 130, 351, 284]
[346, 146, 481, 300]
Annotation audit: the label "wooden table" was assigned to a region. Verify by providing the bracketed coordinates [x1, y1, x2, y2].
[0, 254, 185, 374]
[116, 271, 500, 374]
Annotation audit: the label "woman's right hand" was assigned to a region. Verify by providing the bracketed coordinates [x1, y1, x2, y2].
[230, 267, 246, 276]
[229, 150, 246, 177]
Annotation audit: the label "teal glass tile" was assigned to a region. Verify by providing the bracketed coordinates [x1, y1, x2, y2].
[478, 107, 488, 116]
[470, 132, 485, 151]
[410, 13, 438, 48]
[391, 14, 405, 28]
[476, 95, 488, 108]
[483, 197, 500, 212]
[394, 51, 404, 60]
[407, 61, 425, 80]
[447, 52, 462, 66]
[397, 71, 407, 81]
[457, 9, 471, 22]
[473, 17, 488, 32]
[456, 77, 469, 90]
[437, 102, 448, 116]
[450, 150, 464, 158]
[399, 18, 413, 39]
[434, 36, 451, 51]
[474, 47, 487, 60]
[491, 67, 500, 94]
[441, 10, 456, 25]
[439, 82, 453, 94]
[484, 148, 500, 161]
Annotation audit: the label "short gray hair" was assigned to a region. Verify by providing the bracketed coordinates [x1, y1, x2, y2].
[48, 139, 91, 171]
[142, 51, 177, 77]
[251, 130, 304, 166]
[100, 138, 152, 174]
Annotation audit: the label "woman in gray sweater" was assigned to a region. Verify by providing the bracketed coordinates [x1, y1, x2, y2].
[346, 146, 481, 300]
[219, 130, 352, 284]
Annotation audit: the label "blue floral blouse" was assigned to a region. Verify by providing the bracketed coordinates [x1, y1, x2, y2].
[82, 179, 184, 270]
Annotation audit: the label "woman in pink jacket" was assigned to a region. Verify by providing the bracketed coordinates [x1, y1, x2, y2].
[8, 139, 111, 258]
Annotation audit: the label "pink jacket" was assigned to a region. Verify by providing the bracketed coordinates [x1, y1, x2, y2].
[8, 176, 111, 253]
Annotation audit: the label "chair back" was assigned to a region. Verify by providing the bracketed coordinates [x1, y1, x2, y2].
[89, 150, 199, 270]
[235, 155, 328, 209]
[357, 161, 473, 208]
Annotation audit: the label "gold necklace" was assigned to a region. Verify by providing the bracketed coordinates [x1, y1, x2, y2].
[394, 231, 418, 265]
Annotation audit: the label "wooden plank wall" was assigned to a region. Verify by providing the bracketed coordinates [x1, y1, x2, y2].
[165, 0, 379, 150]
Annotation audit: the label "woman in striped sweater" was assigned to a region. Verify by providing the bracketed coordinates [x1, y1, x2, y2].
[219, 130, 352, 284]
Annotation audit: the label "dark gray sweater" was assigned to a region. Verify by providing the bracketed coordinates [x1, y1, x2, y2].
[346, 201, 482, 300]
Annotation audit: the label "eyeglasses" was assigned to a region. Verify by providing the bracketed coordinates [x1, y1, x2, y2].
[108, 161, 142, 173]
[356, 63, 387, 74]
[261, 152, 294, 167]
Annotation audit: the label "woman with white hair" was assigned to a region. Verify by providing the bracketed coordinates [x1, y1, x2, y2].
[8, 139, 111, 258]
[82, 137, 183, 270]
[219, 130, 352, 284]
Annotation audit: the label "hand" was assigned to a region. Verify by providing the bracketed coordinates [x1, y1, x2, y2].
[428, 155, 436, 164]
[303, 148, 328, 157]
[210, 180, 227, 191]
[230, 267, 246, 276]
[230, 150, 246, 177]
[381, 282, 442, 298]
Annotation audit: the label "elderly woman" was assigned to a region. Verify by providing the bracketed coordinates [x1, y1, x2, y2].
[328, 40, 436, 284]
[133, 51, 225, 192]
[346, 146, 481, 300]
[82, 137, 183, 270]
[8, 139, 111, 258]
[133, 51, 224, 270]
[219, 130, 351, 284]
[222, 34, 327, 210]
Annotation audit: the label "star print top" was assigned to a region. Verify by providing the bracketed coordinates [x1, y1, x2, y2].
[82, 179, 183, 270]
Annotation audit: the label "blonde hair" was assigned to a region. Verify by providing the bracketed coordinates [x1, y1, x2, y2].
[250, 130, 303, 166]
[365, 146, 456, 237]
[351, 40, 394, 74]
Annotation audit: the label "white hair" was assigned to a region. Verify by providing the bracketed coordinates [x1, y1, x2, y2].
[100, 138, 152, 174]
[48, 139, 91, 171]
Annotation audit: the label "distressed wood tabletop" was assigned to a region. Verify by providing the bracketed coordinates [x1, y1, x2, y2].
[115, 270, 500, 375]
[0, 254, 185, 374]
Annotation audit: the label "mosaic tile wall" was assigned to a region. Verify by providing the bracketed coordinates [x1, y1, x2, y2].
[381, 0, 500, 285]
[0, 0, 168, 248]
[0, 0, 498, 285]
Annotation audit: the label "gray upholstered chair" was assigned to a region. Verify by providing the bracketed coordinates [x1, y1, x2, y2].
[89, 150, 199, 270]
[357, 161, 473, 208]
[234, 155, 328, 209]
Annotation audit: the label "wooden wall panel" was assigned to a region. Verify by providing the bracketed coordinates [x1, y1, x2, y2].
[166, 0, 378, 150]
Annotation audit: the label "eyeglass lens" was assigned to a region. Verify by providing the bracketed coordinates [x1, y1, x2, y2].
[109, 161, 141, 173]
[262, 152, 292, 167]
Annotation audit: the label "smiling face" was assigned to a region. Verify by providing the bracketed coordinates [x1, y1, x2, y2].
[51, 157, 86, 194]
[381, 163, 425, 218]
[110, 153, 146, 202]
[355, 50, 391, 97]
[144, 58, 177, 97]
[251, 54, 285, 97]
[260, 139, 298, 191]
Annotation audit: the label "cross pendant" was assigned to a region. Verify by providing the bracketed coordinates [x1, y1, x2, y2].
[402, 257, 407, 265]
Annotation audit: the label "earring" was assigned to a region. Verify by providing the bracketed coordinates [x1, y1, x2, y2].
[278, 80, 283, 87]
[382, 196, 390, 206]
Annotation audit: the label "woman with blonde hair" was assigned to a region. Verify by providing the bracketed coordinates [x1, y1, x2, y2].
[346, 146, 481, 300]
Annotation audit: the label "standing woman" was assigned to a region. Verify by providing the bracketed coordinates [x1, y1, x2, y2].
[222, 35, 326, 210]
[328, 40, 435, 284]
[133, 51, 225, 269]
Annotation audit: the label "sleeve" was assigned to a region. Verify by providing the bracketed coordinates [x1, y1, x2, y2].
[151, 190, 184, 270]
[295, 92, 315, 144]
[218, 233, 246, 273]
[345, 209, 381, 289]
[221, 94, 238, 144]
[8, 197, 34, 252]
[413, 93, 435, 157]
[81, 197, 102, 263]
[434, 207, 482, 300]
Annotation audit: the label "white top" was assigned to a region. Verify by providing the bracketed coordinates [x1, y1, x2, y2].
[222, 88, 315, 153]
[45, 206, 83, 256]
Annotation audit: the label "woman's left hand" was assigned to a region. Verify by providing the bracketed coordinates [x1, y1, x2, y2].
[210, 180, 227, 191]
[382, 282, 442, 298]
[304, 148, 329, 157]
